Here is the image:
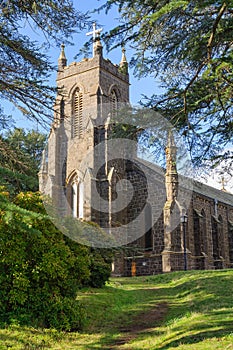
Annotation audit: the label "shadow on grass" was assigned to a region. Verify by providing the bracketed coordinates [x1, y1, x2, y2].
[157, 309, 233, 349]
[79, 271, 233, 349]
[1, 271, 232, 349]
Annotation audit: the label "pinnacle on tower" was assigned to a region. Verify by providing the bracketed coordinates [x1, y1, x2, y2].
[119, 47, 128, 74]
[94, 37, 103, 57]
[165, 130, 178, 202]
[58, 43, 67, 70]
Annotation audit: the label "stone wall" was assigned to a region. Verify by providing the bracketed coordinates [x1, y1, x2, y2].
[124, 254, 162, 276]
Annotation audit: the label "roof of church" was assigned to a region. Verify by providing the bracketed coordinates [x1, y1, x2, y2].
[136, 156, 233, 206]
[193, 180, 233, 206]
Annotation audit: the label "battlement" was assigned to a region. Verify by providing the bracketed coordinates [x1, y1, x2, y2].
[57, 54, 129, 85]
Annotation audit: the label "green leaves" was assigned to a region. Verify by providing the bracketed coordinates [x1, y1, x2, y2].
[149, 0, 189, 23]
[0, 1, 90, 126]
[0, 191, 112, 330]
[0, 128, 46, 194]
[103, 0, 233, 167]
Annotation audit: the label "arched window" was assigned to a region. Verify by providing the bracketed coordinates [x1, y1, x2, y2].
[78, 182, 84, 219]
[110, 89, 118, 117]
[71, 181, 84, 219]
[71, 88, 83, 138]
[71, 183, 78, 218]
[67, 172, 84, 219]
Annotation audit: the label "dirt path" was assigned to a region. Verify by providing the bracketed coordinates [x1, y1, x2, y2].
[103, 302, 168, 350]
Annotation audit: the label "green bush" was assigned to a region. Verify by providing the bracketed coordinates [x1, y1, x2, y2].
[0, 192, 112, 330]
[88, 249, 113, 288]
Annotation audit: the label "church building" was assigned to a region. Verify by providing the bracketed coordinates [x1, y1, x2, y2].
[39, 29, 233, 276]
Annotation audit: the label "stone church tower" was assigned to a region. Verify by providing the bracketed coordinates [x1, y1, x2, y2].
[39, 33, 130, 228]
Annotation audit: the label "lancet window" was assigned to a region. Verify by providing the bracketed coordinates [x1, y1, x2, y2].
[71, 181, 84, 219]
[71, 88, 83, 138]
[110, 89, 118, 117]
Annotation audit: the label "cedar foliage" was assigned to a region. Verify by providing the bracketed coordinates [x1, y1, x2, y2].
[102, 0, 233, 167]
[0, 0, 90, 126]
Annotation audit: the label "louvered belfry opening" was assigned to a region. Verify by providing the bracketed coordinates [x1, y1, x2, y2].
[110, 90, 118, 117]
[72, 88, 83, 138]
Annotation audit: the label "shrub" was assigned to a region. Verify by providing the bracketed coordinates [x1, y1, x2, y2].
[88, 248, 113, 288]
[0, 192, 112, 330]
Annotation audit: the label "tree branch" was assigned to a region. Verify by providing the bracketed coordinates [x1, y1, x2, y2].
[207, 2, 227, 60]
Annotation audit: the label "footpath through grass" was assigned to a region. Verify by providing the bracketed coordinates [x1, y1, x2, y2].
[0, 269, 233, 349]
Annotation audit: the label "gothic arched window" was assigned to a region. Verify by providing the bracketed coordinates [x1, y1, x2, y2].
[71, 181, 84, 219]
[110, 89, 118, 117]
[71, 88, 83, 138]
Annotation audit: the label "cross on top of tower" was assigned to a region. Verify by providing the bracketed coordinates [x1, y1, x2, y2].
[219, 176, 228, 192]
[86, 22, 103, 57]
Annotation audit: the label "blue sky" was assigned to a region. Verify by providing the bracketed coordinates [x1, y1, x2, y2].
[4, 0, 160, 131]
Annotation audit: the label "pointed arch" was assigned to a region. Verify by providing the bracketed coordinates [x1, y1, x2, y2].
[69, 83, 86, 98]
[108, 84, 121, 99]
[66, 170, 84, 219]
[109, 85, 120, 117]
[66, 169, 78, 185]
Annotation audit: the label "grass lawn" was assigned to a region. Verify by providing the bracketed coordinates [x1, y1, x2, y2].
[0, 269, 233, 349]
